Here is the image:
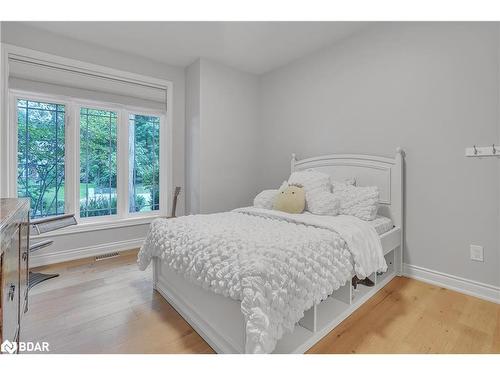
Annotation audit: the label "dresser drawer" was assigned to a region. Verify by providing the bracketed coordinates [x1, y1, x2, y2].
[19, 221, 29, 318]
[1, 228, 20, 344]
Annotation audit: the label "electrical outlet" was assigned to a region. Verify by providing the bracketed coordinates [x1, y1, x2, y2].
[470, 245, 484, 262]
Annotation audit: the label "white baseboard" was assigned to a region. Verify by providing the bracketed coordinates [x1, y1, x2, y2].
[403, 263, 500, 304]
[30, 237, 145, 267]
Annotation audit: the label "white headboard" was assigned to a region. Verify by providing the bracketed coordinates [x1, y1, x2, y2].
[291, 148, 405, 228]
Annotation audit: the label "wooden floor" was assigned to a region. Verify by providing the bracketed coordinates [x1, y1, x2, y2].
[25, 250, 500, 354]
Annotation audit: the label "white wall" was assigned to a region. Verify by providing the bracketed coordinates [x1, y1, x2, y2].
[259, 22, 500, 287]
[186, 58, 260, 214]
[0, 22, 186, 265]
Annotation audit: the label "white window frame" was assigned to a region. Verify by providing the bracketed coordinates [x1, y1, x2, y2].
[10, 91, 74, 217]
[76, 101, 121, 224]
[125, 108, 167, 219]
[9, 89, 170, 229]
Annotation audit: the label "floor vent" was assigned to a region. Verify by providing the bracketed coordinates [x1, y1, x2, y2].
[95, 252, 120, 261]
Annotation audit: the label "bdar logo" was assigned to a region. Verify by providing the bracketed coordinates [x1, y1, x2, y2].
[1, 340, 17, 354]
[1, 340, 49, 353]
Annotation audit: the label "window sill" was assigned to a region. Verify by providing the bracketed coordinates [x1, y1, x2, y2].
[33, 215, 161, 238]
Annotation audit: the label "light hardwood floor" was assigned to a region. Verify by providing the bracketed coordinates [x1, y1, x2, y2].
[25, 250, 500, 354]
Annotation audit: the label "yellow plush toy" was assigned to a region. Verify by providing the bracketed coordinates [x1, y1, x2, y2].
[273, 183, 305, 214]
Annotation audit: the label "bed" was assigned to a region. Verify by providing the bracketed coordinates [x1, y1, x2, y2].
[139, 149, 404, 353]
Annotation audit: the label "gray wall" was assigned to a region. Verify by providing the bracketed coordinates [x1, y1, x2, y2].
[186, 58, 260, 214]
[185, 59, 201, 214]
[1, 22, 186, 264]
[259, 22, 500, 287]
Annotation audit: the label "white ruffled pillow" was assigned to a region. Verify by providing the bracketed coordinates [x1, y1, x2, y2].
[331, 177, 356, 189]
[311, 191, 340, 215]
[288, 170, 332, 214]
[333, 184, 379, 220]
[253, 189, 278, 210]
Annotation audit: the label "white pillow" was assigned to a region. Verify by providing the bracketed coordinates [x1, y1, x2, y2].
[311, 191, 340, 216]
[331, 177, 356, 190]
[288, 170, 331, 214]
[333, 184, 379, 220]
[253, 189, 278, 210]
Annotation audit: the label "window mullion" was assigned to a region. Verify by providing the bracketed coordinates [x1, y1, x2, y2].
[159, 114, 169, 217]
[116, 110, 129, 218]
[66, 102, 78, 218]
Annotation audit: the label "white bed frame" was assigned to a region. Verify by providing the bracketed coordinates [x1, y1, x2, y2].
[152, 148, 405, 353]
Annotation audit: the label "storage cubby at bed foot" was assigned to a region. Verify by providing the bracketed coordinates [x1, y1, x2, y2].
[314, 292, 351, 333]
[375, 249, 396, 286]
[351, 272, 376, 303]
[298, 281, 352, 333]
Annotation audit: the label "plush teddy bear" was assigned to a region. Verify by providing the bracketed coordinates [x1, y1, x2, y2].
[273, 182, 305, 214]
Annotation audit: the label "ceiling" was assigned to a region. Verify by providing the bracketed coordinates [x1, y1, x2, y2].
[21, 22, 369, 74]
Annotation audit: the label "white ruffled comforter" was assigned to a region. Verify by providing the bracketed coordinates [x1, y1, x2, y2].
[137, 207, 386, 353]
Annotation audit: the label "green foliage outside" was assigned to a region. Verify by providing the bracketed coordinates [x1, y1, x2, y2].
[17, 100, 65, 218]
[79, 108, 117, 218]
[129, 114, 160, 213]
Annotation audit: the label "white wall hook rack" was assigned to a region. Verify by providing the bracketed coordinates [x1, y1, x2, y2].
[465, 144, 500, 157]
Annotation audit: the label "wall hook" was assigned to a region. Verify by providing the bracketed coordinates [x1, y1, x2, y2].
[466, 144, 500, 157]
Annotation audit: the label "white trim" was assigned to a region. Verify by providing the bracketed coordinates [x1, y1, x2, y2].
[403, 263, 500, 304]
[33, 215, 155, 239]
[30, 237, 145, 268]
[4, 43, 171, 91]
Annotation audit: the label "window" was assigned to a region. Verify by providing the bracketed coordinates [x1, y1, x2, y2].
[12, 93, 166, 223]
[79, 108, 118, 217]
[17, 99, 66, 219]
[129, 114, 160, 213]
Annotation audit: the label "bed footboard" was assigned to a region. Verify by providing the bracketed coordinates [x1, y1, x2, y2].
[153, 258, 246, 353]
